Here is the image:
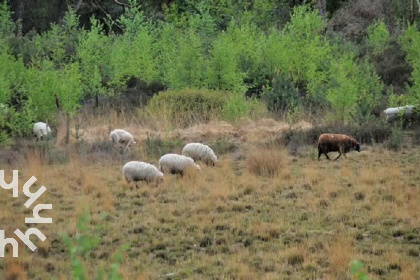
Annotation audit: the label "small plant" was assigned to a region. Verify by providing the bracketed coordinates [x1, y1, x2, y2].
[261, 73, 300, 116]
[349, 260, 369, 280]
[222, 92, 249, 123]
[62, 210, 129, 280]
[209, 139, 238, 155]
[286, 104, 303, 129]
[72, 119, 85, 144]
[387, 124, 403, 151]
[145, 132, 183, 159]
[62, 211, 99, 280]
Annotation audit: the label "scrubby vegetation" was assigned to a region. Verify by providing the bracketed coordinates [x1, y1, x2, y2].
[0, 0, 420, 143]
[1, 124, 420, 279]
[1, 0, 420, 279]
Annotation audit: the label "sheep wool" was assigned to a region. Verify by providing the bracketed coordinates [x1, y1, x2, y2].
[159, 153, 201, 175]
[317, 133, 360, 161]
[110, 129, 137, 151]
[383, 105, 415, 123]
[33, 122, 52, 141]
[123, 161, 163, 184]
[182, 143, 218, 166]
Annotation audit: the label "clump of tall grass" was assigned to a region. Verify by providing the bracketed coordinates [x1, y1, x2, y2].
[246, 147, 285, 177]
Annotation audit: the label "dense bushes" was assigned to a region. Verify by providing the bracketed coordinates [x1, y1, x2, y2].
[0, 1, 419, 144]
[261, 73, 300, 114]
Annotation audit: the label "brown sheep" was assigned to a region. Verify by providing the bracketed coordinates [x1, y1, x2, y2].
[317, 133, 361, 161]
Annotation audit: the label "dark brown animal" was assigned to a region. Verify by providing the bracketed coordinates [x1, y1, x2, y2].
[317, 133, 361, 161]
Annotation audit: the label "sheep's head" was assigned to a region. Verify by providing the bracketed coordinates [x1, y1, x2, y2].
[157, 172, 164, 182]
[205, 157, 218, 166]
[194, 164, 202, 171]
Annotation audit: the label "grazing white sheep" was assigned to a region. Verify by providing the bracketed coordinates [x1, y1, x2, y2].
[110, 129, 137, 151]
[158, 154, 201, 176]
[182, 143, 218, 166]
[383, 105, 415, 123]
[33, 122, 52, 141]
[123, 161, 163, 186]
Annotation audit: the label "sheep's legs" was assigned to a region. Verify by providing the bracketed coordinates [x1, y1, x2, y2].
[318, 149, 331, 161]
[335, 147, 347, 161]
[334, 152, 342, 161]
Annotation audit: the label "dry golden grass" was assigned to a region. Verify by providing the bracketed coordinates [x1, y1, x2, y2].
[246, 146, 286, 177]
[4, 260, 27, 280]
[0, 116, 420, 279]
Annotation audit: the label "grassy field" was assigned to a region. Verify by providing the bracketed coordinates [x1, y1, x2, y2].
[0, 118, 419, 280]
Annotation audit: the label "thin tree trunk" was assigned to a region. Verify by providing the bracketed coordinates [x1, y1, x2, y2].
[74, 0, 83, 11]
[410, 0, 415, 24]
[316, 0, 327, 19]
[17, 1, 23, 36]
[55, 94, 61, 111]
[65, 113, 70, 145]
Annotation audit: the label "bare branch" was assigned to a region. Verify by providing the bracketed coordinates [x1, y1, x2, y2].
[114, 0, 131, 9]
[90, 0, 123, 31]
[74, 0, 83, 11]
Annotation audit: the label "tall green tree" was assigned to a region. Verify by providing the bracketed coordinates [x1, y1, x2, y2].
[207, 25, 244, 92]
[327, 53, 383, 124]
[400, 24, 420, 106]
[109, 1, 157, 88]
[26, 59, 83, 122]
[77, 17, 111, 103]
[156, 22, 208, 89]
[264, 5, 332, 105]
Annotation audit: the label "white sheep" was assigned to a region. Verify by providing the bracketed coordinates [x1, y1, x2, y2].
[182, 143, 218, 166]
[123, 161, 164, 186]
[110, 129, 137, 151]
[33, 122, 52, 141]
[383, 105, 415, 123]
[158, 153, 201, 176]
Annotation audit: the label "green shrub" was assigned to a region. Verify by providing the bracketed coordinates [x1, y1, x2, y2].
[262, 73, 300, 114]
[145, 133, 184, 159]
[366, 20, 389, 55]
[387, 124, 403, 151]
[222, 92, 249, 122]
[247, 98, 268, 120]
[147, 88, 228, 127]
[208, 139, 238, 155]
[349, 260, 370, 280]
[400, 24, 420, 106]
